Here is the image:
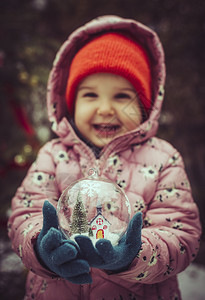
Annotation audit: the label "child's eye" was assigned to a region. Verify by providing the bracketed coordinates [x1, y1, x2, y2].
[115, 93, 131, 100]
[83, 92, 98, 98]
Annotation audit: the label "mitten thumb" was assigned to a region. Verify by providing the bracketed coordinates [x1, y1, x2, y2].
[125, 212, 142, 245]
[41, 201, 59, 235]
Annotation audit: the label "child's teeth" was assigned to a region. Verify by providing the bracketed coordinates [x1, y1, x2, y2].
[99, 125, 117, 130]
[93, 124, 120, 133]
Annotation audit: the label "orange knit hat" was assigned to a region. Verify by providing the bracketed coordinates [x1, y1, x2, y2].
[65, 33, 151, 114]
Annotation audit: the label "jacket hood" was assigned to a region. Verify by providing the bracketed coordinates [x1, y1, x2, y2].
[47, 15, 165, 154]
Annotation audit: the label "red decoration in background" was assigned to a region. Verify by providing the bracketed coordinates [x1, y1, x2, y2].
[5, 83, 35, 136]
[0, 84, 40, 177]
[9, 99, 35, 136]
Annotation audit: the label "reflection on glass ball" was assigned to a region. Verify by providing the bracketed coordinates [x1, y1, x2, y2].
[57, 170, 131, 246]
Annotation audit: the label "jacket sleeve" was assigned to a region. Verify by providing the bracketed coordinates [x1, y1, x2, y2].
[8, 141, 61, 278]
[105, 148, 201, 285]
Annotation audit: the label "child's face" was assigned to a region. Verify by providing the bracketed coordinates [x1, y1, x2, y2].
[74, 73, 142, 148]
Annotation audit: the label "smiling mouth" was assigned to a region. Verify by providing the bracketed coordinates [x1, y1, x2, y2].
[93, 124, 121, 136]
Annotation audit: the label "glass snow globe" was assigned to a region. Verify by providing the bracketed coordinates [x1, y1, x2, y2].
[57, 169, 131, 246]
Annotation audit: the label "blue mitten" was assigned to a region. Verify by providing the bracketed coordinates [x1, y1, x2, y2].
[75, 212, 142, 272]
[36, 201, 92, 284]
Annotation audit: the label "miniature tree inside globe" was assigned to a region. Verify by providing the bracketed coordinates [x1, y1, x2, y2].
[57, 169, 131, 246]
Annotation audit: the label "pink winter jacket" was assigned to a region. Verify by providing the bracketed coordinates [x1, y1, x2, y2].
[8, 16, 201, 300]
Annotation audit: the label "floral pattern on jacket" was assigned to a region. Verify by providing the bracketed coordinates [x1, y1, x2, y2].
[8, 15, 201, 300]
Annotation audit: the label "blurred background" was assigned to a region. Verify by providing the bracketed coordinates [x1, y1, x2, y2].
[0, 0, 205, 299]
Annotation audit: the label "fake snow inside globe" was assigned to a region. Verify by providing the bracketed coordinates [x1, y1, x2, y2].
[57, 169, 131, 246]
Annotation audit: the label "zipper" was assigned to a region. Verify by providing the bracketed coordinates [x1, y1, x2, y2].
[80, 283, 90, 300]
[94, 159, 102, 176]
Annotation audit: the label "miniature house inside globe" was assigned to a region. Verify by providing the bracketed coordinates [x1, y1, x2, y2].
[57, 170, 131, 246]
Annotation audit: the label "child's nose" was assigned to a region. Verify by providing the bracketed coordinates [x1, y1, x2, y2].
[97, 98, 114, 116]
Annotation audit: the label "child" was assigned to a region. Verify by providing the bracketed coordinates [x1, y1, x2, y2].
[8, 15, 201, 300]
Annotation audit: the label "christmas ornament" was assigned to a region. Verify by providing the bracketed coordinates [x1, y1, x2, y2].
[57, 169, 131, 246]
